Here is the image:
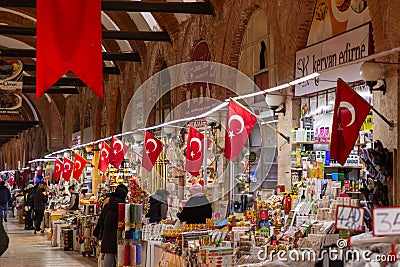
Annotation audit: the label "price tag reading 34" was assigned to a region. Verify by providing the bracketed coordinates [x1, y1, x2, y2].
[373, 207, 400, 236]
[335, 205, 364, 232]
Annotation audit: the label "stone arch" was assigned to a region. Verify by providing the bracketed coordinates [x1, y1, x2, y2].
[25, 94, 64, 152]
[293, 0, 317, 51]
[228, 4, 260, 69]
[72, 106, 81, 134]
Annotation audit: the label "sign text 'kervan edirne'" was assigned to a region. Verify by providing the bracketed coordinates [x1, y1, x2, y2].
[295, 24, 370, 96]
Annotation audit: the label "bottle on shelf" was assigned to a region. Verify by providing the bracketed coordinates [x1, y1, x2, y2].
[315, 128, 319, 143]
[319, 128, 325, 143]
[324, 127, 330, 144]
[296, 148, 301, 166]
[296, 128, 306, 142]
[291, 128, 297, 143]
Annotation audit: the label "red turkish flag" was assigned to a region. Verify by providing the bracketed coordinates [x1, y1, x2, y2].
[224, 100, 257, 162]
[54, 158, 64, 182]
[73, 154, 87, 180]
[9, 172, 14, 187]
[331, 79, 371, 165]
[142, 131, 164, 172]
[185, 126, 211, 177]
[110, 137, 129, 168]
[99, 141, 111, 173]
[62, 157, 74, 182]
[36, 0, 103, 99]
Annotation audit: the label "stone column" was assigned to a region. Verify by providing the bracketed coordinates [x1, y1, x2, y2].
[92, 150, 100, 195]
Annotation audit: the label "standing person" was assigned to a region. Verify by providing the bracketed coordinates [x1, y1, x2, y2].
[0, 181, 11, 222]
[146, 189, 169, 223]
[32, 183, 48, 234]
[66, 185, 80, 211]
[23, 184, 34, 230]
[100, 185, 128, 267]
[177, 183, 212, 224]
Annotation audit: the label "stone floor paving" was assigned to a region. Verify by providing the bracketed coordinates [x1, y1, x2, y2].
[0, 216, 97, 267]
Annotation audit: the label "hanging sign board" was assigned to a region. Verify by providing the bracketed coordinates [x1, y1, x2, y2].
[335, 205, 364, 232]
[0, 81, 23, 90]
[372, 207, 400, 236]
[0, 81, 23, 115]
[0, 60, 23, 115]
[295, 24, 370, 96]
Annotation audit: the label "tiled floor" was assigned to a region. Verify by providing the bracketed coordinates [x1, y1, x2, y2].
[0, 216, 97, 267]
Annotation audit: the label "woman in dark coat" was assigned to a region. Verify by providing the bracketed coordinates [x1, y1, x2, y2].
[100, 185, 128, 267]
[177, 183, 212, 224]
[32, 183, 48, 234]
[146, 189, 169, 223]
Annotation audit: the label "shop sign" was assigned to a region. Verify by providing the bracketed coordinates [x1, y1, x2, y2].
[186, 40, 215, 116]
[372, 206, 400, 236]
[0, 80, 23, 114]
[335, 205, 364, 232]
[295, 24, 370, 96]
[72, 132, 81, 146]
[307, 0, 370, 46]
[82, 126, 93, 144]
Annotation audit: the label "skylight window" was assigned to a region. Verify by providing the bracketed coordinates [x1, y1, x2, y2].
[101, 12, 133, 53]
[141, 12, 162, 32]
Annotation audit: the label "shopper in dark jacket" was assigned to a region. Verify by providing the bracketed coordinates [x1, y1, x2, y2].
[0, 181, 11, 222]
[23, 184, 34, 230]
[32, 183, 48, 233]
[177, 183, 212, 224]
[67, 185, 80, 211]
[100, 185, 128, 267]
[146, 189, 169, 223]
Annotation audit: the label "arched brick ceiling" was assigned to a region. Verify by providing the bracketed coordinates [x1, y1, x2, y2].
[0, 1, 204, 133]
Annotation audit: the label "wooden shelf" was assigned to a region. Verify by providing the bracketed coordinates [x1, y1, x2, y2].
[292, 141, 330, 145]
[291, 165, 362, 169]
[324, 165, 362, 169]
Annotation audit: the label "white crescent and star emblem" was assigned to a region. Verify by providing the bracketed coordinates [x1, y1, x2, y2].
[64, 162, 71, 172]
[55, 163, 61, 172]
[113, 139, 123, 155]
[75, 161, 82, 171]
[101, 146, 109, 161]
[228, 114, 245, 138]
[146, 138, 158, 154]
[338, 101, 356, 128]
[189, 137, 202, 159]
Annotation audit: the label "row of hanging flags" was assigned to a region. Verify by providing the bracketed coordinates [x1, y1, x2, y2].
[53, 137, 128, 182]
[52, 79, 370, 180]
[135, 78, 371, 175]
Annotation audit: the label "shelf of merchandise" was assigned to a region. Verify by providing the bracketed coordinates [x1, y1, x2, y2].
[291, 165, 303, 169]
[292, 141, 366, 146]
[324, 165, 363, 169]
[291, 141, 330, 145]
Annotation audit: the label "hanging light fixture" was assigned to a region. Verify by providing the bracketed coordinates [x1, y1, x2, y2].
[265, 93, 286, 116]
[360, 62, 386, 94]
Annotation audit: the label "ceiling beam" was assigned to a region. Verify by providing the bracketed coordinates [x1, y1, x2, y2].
[0, 48, 141, 62]
[0, 25, 171, 42]
[0, 120, 39, 126]
[23, 64, 121, 75]
[22, 76, 86, 87]
[22, 86, 79, 94]
[0, 120, 39, 147]
[0, 0, 215, 15]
